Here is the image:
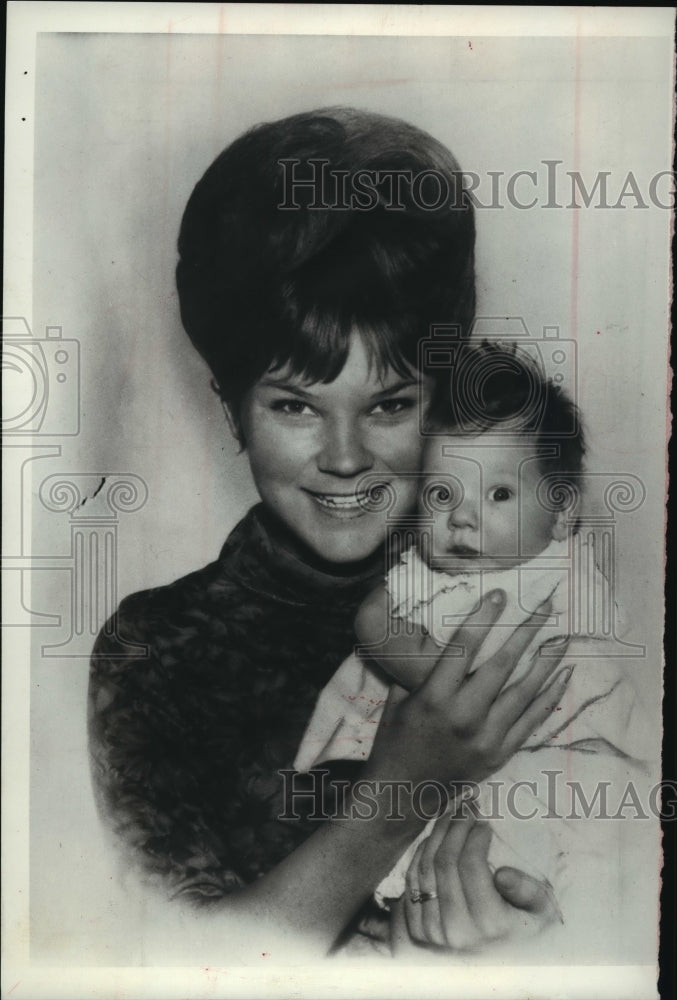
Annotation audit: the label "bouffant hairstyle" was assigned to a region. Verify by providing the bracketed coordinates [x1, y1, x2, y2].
[431, 339, 586, 505]
[176, 107, 476, 423]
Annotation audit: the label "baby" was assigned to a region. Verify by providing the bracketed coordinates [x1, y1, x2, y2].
[295, 341, 653, 944]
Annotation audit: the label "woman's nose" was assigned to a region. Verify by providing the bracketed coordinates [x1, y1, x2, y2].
[316, 418, 373, 478]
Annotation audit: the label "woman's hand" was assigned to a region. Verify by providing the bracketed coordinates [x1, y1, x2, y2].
[392, 809, 563, 954]
[362, 589, 572, 795]
[220, 590, 570, 958]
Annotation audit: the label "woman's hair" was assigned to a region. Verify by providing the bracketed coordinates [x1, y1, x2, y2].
[176, 107, 476, 421]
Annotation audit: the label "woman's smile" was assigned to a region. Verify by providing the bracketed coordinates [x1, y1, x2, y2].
[303, 489, 375, 517]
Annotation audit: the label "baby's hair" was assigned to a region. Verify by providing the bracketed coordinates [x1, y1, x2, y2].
[429, 339, 586, 507]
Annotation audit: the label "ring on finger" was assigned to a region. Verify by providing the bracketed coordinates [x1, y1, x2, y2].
[409, 890, 439, 904]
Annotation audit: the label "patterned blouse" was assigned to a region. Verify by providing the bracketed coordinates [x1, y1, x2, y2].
[88, 504, 385, 907]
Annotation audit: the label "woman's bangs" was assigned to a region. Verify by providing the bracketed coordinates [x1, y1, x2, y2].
[268, 244, 422, 385]
[268, 301, 417, 386]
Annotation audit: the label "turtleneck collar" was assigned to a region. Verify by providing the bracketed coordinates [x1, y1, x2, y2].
[217, 503, 386, 606]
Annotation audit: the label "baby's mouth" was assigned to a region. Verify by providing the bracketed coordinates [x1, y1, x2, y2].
[430, 543, 482, 571]
[448, 544, 480, 559]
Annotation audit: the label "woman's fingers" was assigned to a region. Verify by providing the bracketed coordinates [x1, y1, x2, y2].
[423, 590, 506, 701]
[403, 841, 425, 944]
[487, 642, 566, 726]
[433, 811, 485, 950]
[499, 666, 574, 752]
[405, 810, 479, 949]
[403, 815, 458, 945]
[389, 896, 412, 956]
[406, 839, 446, 946]
[456, 821, 510, 940]
[401, 811, 565, 954]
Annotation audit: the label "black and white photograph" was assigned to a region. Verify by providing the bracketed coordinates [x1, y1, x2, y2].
[3, 4, 674, 998]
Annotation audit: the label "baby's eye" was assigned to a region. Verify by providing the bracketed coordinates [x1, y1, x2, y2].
[270, 399, 315, 417]
[489, 486, 513, 502]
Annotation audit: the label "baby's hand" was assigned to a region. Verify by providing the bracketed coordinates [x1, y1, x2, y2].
[354, 584, 435, 691]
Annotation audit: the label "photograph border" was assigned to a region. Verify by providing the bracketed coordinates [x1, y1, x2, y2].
[3, 4, 675, 998]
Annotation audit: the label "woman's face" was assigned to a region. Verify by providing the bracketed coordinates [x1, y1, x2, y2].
[238, 334, 430, 565]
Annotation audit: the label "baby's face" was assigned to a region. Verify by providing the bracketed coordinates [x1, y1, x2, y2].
[421, 430, 560, 572]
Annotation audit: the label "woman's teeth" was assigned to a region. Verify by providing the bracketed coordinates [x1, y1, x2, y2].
[307, 491, 376, 518]
[311, 492, 369, 509]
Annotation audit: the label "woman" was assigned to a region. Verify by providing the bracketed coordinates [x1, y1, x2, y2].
[88, 108, 568, 957]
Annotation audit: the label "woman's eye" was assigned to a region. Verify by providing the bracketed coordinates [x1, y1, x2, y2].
[489, 486, 513, 502]
[270, 399, 315, 417]
[370, 397, 415, 416]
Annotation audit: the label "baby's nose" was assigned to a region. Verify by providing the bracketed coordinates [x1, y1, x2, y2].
[448, 498, 479, 530]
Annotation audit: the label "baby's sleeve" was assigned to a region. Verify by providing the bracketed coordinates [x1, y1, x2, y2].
[293, 654, 390, 772]
[496, 628, 659, 959]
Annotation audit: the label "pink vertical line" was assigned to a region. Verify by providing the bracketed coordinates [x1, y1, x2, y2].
[214, 6, 226, 145]
[162, 18, 174, 245]
[89, 531, 99, 637]
[74, 530, 84, 636]
[570, 27, 583, 343]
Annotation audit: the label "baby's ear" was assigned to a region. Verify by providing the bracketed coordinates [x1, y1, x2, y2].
[354, 584, 390, 646]
[551, 509, 570, 542]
